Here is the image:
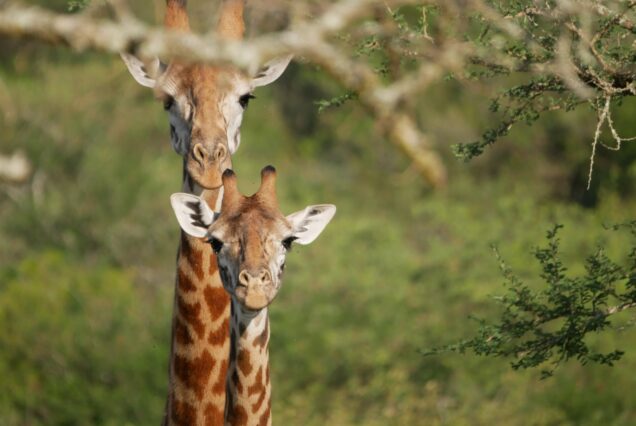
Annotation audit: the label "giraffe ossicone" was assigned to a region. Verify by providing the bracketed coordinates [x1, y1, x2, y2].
[171, 166, 335, 425]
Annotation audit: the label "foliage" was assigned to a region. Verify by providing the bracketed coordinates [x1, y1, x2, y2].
[3, 5, 636, 424]
[427, 223, 636, 378]
[454, 1, 636, 164]
[67, 0, 90, 12]
[0, 251, 169, 425]
[315, 1, 636, 186]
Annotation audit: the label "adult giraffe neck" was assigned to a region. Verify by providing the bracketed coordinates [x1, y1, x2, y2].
[164, 183, 231, 426]
[225, 300, 272, 426]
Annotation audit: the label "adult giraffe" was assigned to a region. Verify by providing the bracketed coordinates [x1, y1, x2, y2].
[171, 166, 336, 426]
[121, 1, 291, 424]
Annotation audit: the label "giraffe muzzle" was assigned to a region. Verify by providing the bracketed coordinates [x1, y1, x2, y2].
[235, 269, 275, 310]
[186, 142, 230, 189]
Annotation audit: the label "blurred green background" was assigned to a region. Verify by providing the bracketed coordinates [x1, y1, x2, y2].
[2, 1, 636, 425]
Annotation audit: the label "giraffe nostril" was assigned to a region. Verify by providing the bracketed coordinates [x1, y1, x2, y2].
[192, 143, 208, 164]
[214, 144, 227, 163]
[260, 270, 272, 284]
[238, 269, 272, 288]
[238, 270, 251, 287]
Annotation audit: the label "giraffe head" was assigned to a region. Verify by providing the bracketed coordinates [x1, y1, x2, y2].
[170, 166, 336, 310]
[121, 0, 291, 188]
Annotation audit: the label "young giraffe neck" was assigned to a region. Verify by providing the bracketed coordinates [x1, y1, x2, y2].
[225, 300, 272, 426]
[164, 175, 231, 426]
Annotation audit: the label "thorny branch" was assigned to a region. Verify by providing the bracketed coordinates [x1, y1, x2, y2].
[0, 0, 447, 187]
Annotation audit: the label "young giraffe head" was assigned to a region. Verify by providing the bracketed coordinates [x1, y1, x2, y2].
[121, 0, 291, 188]
[170, 166, 336, 310]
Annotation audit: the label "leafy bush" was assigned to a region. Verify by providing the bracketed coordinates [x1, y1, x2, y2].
[0, 252, 170, 425]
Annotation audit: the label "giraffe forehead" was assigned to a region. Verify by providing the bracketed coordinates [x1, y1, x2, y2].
[193, 66, 249, 98]
[237, 215, 288, 243]
[161, 64, 248, 101]
[215, 208, 290, 247]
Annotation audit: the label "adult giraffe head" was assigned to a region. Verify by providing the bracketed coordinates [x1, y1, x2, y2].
[121, 0, 291, 188]
[170, 166, 336, 310]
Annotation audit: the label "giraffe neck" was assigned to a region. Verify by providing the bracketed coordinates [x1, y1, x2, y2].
[225, 300, 272, 426]
[164, 178, 231, 426]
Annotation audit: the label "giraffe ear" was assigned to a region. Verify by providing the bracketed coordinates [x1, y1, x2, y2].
[120, 54, 166, 88]
[286, 204, 336, 245]
[251, 55, 292, 88]
[170, 193, 217, 239]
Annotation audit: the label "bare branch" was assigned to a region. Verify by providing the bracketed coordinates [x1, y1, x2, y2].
[607, 301, 636, 316]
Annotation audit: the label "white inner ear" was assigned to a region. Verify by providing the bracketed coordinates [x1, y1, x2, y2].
[170, 193, 216, 238]
[251, 55, 293, 88]
[121, 54, 163, 88]
[286, 204, 336, 245]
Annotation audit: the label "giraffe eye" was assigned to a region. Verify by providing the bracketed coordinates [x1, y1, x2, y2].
[209, 237, 224, 254]
[163, 96, 174, 111]
[238, 93, 255, 109]
[282, 236, 296, 251]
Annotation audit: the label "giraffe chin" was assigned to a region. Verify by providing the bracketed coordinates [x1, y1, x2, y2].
[234, 287, 271, 311]
[186, 161, 225, 190]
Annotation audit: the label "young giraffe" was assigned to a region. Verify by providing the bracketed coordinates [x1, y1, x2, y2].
[170, 166, 336, 426]
[121, 1, 291, 424]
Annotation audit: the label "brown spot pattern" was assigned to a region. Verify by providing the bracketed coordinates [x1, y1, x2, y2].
[179, 233, 193, 259]
[253, 320, 269, 349]
[171, 399, 197, 425]
[204, 402, 224, 425]
[204, 286, 230, 322]
[174, 317, 194, 346]
[258, 401, 271, 426]
[208, 317, 229, 346]
[209, 253, 219, 275]
[174, 350, 215, 400]
[177, 296, 205, 338]
[228, 404, 249, 426]
[247, 367, 264, 396]
[177, 267, 196, 292]
[251, 387, 266, 413]
[237, 348, 253, 376]
[212, 359, 228, 395]
[180, 234, 205, 281]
